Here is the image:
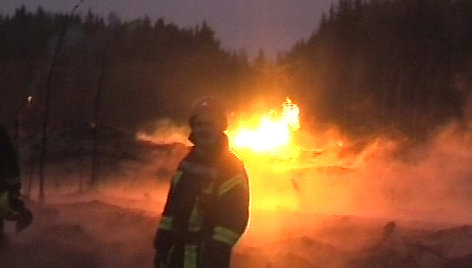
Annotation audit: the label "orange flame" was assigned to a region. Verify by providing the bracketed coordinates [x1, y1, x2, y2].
[226, 98, 303, 212]
[228, 98, 300, 157]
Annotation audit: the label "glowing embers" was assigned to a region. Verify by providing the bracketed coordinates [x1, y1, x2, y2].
[228, 98, 300, 156]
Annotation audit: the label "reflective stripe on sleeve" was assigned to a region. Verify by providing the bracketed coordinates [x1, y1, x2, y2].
[184, 244, 198, 268]
[217, 174, 245, 198]
[188, 206, 202, 232]
[5, 176, 20, 186]
[172, 171, 183, 188]
[159, 215, 173, 231]
[212, 226, 241, 246]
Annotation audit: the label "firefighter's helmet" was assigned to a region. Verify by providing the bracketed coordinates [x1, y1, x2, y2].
[189, 97, 228, 131]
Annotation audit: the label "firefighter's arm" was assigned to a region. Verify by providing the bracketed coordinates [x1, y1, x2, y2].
[154, 200, 174, 267]
[154, 170, 182, 265]
[153, 220, 172, 268]
[202, 169, 250, 268]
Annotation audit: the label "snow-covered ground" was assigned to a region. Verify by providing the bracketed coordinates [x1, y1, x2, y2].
[1, 198, 157, 268]
[6, 125, 472, 267]
[3, 196, 472, 268]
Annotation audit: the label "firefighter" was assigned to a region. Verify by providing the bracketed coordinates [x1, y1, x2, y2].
[0, 124, 32, 241]
[154, 97, 250, 268]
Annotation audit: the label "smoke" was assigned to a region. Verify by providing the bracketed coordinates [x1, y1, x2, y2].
[231, 116, 472, 267]
[9, 116, 472, 268]
[3, 120, 189, 267]
[320, 121, 472, 223]
[247, 119, 472, 222]
[136, 118, 191, 146]
[1, 199, 157, 268]
[128, 116, 472, 268]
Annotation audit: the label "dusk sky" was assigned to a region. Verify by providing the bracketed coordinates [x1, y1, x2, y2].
[1, 0, 336, 58]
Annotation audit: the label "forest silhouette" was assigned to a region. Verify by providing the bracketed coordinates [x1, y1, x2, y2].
[1, 0, 472, 142]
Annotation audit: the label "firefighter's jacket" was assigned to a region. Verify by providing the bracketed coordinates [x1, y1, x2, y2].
[154, 138, 249, 268]
[0, 125, 21, 194]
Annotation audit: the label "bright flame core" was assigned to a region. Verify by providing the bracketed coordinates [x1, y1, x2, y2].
[227, 98, 303, 212]
[228, 98, 300, 155]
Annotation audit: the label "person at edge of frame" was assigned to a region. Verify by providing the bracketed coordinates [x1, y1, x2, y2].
[0, 123, 33, 244]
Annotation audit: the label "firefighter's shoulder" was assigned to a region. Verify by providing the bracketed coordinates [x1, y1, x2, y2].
[224, 150, 245, 172]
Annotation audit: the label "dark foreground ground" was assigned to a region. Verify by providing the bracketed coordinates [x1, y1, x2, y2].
[2, 198, 472, 268]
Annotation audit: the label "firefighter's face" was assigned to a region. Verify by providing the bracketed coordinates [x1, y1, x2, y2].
[191, 113, 224, 146]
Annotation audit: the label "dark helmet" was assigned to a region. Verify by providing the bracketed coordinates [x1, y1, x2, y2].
[189, 97, 228, 131]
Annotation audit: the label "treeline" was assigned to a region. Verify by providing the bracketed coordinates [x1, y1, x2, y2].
[0, 6, 252, 137]
[282, 0, 472, 139]
[3, 1, 472, 143]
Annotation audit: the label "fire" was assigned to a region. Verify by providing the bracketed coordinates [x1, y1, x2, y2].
[227, 98, 303, 212]
[228, 98, 300, 157]
[226, 98, 354, 214]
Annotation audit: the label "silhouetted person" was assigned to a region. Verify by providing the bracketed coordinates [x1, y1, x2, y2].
[154, 98, 250, 268]
[0, 124, 32, 242]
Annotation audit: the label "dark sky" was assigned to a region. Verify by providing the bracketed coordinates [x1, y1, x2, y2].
[1, 0, 335, 58]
